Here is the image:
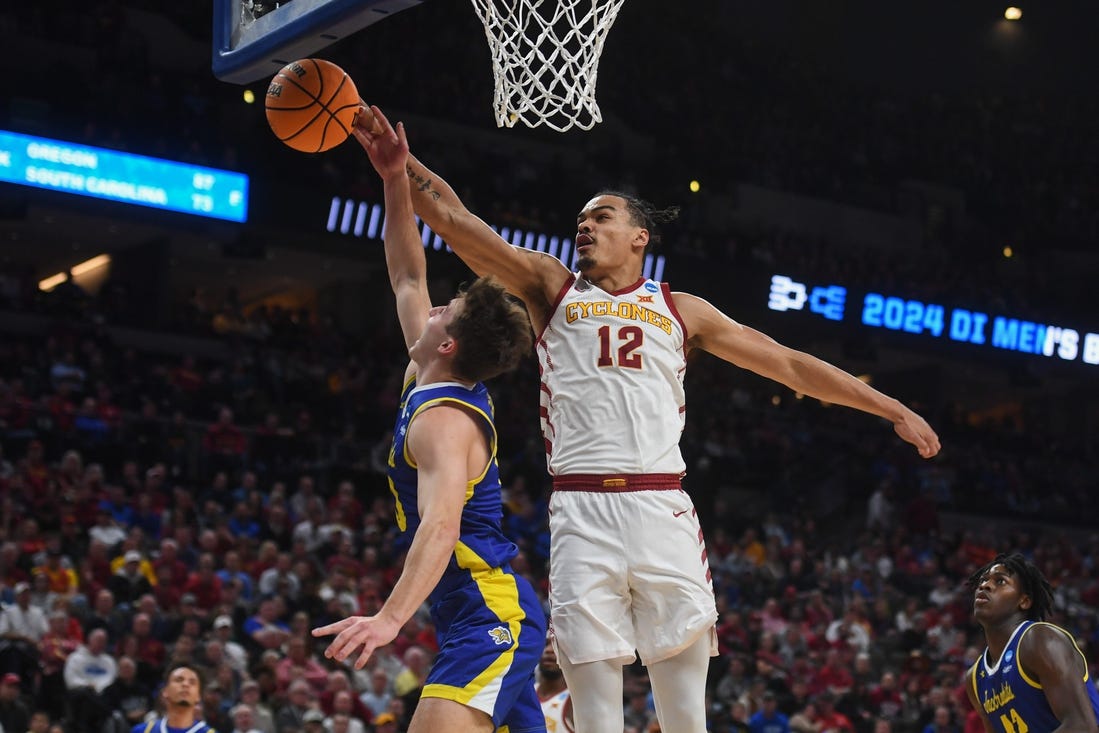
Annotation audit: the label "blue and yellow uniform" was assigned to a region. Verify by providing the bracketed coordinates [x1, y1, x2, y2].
[131, 720, 215, 733]
[971, 620, 1099, 733]
[389, 377, 547, 733]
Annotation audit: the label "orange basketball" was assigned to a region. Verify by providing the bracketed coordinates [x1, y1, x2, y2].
[265, 58, 360, 153]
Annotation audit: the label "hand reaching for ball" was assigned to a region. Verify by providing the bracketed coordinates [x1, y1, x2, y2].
[352, 105, 409, 181]
[354, 104, 385, 137]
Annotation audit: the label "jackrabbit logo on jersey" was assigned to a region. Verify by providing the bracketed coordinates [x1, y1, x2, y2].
[488, 626, 513, 645]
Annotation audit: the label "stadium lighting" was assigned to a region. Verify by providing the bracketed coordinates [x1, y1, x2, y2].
[1004, 7, 1022, 20]
[689, 180, 701, 193]
[38, 254, 111, 291]
[1003, 246, 1014, 258]
[243, 89, 256, 104]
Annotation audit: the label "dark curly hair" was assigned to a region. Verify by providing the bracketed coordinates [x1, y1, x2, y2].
[967, 551, 1054, 621]
[593, 189, 680, 251]
[447, 277, 532, 383]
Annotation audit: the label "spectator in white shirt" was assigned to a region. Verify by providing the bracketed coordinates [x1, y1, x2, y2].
[0, 582, 48, 681]
[63, 629, 117, 733]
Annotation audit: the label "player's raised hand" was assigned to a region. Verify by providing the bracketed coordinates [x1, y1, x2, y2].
[892, 408, 941, 458]
[352, 105, 408, 180]
[312, 613, 401, 670]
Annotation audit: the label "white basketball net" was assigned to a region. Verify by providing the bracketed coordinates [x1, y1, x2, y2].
[471, 0, 626, 132]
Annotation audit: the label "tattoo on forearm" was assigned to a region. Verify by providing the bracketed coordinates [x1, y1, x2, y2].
[405, 165, 441, 201]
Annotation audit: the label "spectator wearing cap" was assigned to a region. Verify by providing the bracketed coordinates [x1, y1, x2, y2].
[0, 672, 29, 733]
[212, 615, 248, 673]
[371, 712, 397, 733]
[109, 552, 154, 608]
[0, 581, 47, 681]
[300, 708, 325, 733]
[750, 691, 791, 733]
[109, 544, 158, 587]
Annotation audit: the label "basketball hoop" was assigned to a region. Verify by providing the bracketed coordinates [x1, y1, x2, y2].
[471, 0, 626, 132]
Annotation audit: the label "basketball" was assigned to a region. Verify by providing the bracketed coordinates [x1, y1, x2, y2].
[265, 58, 360, 153]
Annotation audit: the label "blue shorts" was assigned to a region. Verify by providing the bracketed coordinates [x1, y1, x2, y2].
[424, 566, 546, 732]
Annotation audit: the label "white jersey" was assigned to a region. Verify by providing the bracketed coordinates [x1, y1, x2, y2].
[538, 688, 573, 733]
[537, 274, 687, 475]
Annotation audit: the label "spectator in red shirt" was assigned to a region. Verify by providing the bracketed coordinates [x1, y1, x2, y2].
[866, 671, 905, 723]
[31, 548, 79, 598]
[813, 693, 856, 733]
[812, 649, 855, 699]
[181, 553, 223, 616]
[153, 538, 191, 585]
[203, 407, 247, 475]
[274, 635, 328, 695]
[119, 611, 166, 679]
[38, 609, 82, 720]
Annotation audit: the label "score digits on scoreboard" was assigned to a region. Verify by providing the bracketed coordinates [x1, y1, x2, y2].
[767, 274, 1099, 367]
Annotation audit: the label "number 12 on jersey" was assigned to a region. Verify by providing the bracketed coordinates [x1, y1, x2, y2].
[597, 326, 644, 369]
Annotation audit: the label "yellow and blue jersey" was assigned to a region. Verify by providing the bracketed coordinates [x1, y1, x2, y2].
[971, 620, 1099, 733]
[389, 376, 547, 732]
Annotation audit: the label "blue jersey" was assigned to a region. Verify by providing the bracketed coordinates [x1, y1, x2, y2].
[388, 376, 546, 731]
[131, 720, 215, 733]
[971, 620, 1099, 733]
[388, 377, 519, 601]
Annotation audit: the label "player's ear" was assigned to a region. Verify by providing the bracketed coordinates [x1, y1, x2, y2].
[1018, 594, 1032, 612]
[633, 228, 649, 250]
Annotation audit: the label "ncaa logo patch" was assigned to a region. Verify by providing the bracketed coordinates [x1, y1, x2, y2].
[644, 282, 659, 293]
[488, 626, 513, 645]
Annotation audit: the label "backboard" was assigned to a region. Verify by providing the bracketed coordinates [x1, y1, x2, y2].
[212, 0, 422, 84]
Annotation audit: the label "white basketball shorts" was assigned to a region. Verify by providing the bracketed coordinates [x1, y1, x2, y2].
[547, 482, 718, 665]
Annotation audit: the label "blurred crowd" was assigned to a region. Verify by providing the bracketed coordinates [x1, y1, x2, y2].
[0, 276, 1097, 733]
[0, 2, 1097, 733]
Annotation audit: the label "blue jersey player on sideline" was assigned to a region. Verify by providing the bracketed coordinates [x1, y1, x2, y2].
[966, 552, 1099, 733]
[131, 665, 215, 733]
[312, 110, 546, 733]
